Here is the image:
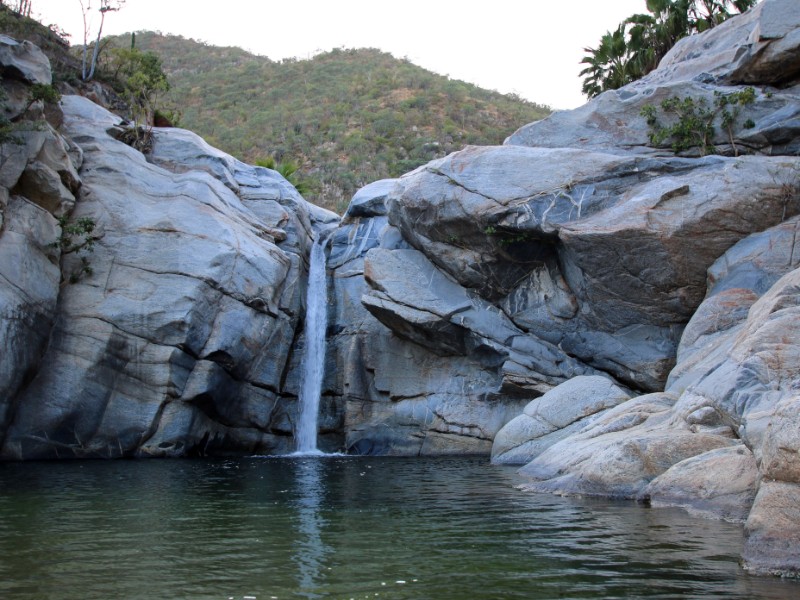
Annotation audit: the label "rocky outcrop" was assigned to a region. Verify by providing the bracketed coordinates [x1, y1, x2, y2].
[480, 0, 800, 577]
[506, 0, 800, 156]
[384, 147, 798, 391]
[327, 187, 529, 454]
[0, 42, 338, 458]
[0, 38, 70, 437]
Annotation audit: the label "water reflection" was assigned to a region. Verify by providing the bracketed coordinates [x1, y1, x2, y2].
[292, 458, 329, 598]
[0, 457, 798, 600]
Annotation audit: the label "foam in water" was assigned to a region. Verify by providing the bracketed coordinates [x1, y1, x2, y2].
[294, 231, 332, 454]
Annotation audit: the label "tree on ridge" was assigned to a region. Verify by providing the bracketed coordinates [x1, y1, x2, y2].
[580, 0, 758, 98]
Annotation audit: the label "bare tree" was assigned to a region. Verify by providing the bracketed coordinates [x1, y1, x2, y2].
[4, 1, 33, 16]
[79, 0, 125, 81]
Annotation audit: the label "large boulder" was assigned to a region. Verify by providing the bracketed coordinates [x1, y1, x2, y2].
[0, 34, 51, 86]
[385, 144, 800, 391]
[506, 1, 800, 157]
[491, 375, 632, 465]
[343, 178, 396, 220]
[0, 95, 338, 459]
[641, 445, 759, 522]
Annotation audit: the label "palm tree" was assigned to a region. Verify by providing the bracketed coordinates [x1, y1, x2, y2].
[579, 25, 636, 99]
[580, 0, 758, 98]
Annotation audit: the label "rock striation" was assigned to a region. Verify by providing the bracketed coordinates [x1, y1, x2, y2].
[0, 41, 338, 458]
[323, 0, 800, 576]
[488, 0, 800, 577]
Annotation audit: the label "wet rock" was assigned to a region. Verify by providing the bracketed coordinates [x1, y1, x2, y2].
[642, 445, 758, 522]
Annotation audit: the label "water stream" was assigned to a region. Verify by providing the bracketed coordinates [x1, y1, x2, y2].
[295, 232, 332, 454]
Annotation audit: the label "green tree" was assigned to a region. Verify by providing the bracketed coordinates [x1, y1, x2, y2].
[51, 215, 99, 284]
[108, 47, 169, 124]
[581, 0, 757, 98]
[579, 25, 636, 99]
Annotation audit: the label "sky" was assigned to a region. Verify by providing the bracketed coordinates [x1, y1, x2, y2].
[31, 0, 647, 110]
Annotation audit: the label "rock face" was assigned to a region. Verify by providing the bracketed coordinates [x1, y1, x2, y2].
[0, 38, 68, 438]
[491, 376, 632, 465]
[323, 0, 800, 577]
[326, 189, 530, 455]
[0, 48, 338, 458]
[484, 0, 800, 578]
[330, 0, 800, 477]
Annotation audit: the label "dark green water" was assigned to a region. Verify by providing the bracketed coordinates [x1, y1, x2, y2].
[0, 456, 797, 600]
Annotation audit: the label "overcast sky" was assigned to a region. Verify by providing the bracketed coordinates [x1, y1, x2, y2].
[32, 0, 646, 110]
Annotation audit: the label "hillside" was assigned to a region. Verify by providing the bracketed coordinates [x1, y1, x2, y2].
[108, 32, 551, 212]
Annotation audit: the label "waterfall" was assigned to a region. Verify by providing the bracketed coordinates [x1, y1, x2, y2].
[294, 231, 332, 454]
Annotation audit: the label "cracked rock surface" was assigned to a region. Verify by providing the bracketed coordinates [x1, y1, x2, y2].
[0, 94, 338, 458]
[325, 0, 800, 576]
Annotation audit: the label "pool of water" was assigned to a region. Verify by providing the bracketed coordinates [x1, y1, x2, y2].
[0, 456, 797, 599]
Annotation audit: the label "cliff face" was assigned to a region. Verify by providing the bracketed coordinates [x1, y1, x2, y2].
[328, 0, 800, 576]
[0, 37, 340, 458]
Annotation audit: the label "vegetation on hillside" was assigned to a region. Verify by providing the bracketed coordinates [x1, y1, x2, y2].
[0, 6, 550, 214]
[580, 0, 757, 98]
[107, 32, 551, 212]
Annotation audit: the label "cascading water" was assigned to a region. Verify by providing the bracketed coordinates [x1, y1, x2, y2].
[294, 231, 332, 454]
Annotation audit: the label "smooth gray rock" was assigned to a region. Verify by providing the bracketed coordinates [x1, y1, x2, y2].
[343, 178, 396, 219]
[644, 0, 800, 87]
[0, 195, 60, 434]
[149, 127, 240, 191]
[642, 445, 758, 522]
[0, 34, 52, 85]
[0, 95, 324, 459]
[362, 246, 598, 395]
[491, 375, 631, 465]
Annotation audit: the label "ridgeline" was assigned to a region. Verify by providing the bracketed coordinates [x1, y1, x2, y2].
[110, 32, 551, 212]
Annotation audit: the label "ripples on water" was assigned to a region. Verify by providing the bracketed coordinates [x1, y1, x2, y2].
[0, 456, 797, 600]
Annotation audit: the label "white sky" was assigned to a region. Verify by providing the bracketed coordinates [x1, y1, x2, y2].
[31, 0, 647, 110]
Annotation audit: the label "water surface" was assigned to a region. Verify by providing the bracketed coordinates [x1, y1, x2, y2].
[0, 456, 797, 599]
